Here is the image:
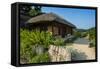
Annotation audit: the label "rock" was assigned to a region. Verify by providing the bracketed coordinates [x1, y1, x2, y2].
[32, 45, 44, 55]
[48, 45, 71, 62]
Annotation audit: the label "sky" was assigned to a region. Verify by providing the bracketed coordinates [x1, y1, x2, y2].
[42, 6, 96, 29]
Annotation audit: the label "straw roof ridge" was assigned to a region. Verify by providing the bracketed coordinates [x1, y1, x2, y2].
[26, 12, 76, 28]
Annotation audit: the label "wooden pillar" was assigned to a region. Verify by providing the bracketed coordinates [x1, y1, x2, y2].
[58, 27, 60, 35]
[71, 28, 73, 35]
[52, 25, 54, 35]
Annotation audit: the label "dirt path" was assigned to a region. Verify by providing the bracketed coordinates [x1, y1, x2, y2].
[66, 38, 95, 60]
[72, 44, 95, 60]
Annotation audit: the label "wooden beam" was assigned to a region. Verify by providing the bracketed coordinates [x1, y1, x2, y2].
[52, 25, 54, 35]
[71, 28, 73, 35]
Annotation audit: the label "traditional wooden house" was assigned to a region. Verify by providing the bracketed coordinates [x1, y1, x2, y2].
[25, 13, 76, 37]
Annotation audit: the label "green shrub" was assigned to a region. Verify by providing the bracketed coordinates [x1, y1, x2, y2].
[53, 37, 65, 46]
[30, 30, 53, 48]
[74, 31, 82, 38]
[20, 29, 53, 63]
[29, 52, 50, 63]
[88, 27, 95, 47]
[40, 31, 53, 48]
[81, 32, 87, 37]
[20, 29, 34, 62]
[20, 29, 70, 63]
[89, 39, 95, 47]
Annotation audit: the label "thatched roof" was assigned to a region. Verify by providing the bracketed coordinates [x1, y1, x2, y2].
[26, 13, 76, 28]
[20, 14, 31, 21]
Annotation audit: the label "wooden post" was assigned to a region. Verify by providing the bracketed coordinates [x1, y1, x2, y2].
[52, 25, 54, 36]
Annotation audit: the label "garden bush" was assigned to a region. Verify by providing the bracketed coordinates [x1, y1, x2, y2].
[29, 52, 51, 63]
[20, 29, 52, 63]
[53, 37, 65, 46]
[89, 39, 95, 47]
[20, 29, 34, 62]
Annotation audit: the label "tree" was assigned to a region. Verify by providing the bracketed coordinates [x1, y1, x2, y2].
[20, 5, 31, 15]
[20, 5, 42, 16]
[28, 6, 42, 16]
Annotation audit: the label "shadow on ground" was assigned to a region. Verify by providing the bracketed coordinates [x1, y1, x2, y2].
[70, 49, 88, 61]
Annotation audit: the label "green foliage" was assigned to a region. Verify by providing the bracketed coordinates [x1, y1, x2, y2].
[20, 29, 34, 61]
[43, 31, 53, 48]
[81, 32, 87, 37]
[31, 30, 53, 48]
[28, 6, 42, 16]
[53, 37, 65, 46]
[20, 5, 31, 15]
[20, 5, 42, 17]
[20, 29, 52, 63]
[74, 31, 82, 38]
[74, 29, 88, 38]
[28, 9, 39, 16]
[88, 27, 95, 47]
[21, 29, 52, 47]
[89, 39, 95, 47]
[74, 27, 95, 47]
[88, 28, 95, 41]
[29, 52, 50, 63]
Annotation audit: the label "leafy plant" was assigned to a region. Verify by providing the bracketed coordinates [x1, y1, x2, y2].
[28, 6, 42, 16]
[29, 52, 50, 63]
[89, 39, 95, 47]
[20, 29, 35, 63]
[30, 30, 53, 48]
[53, 37, 65, 46]
[20, 29, 53, 63]
[88, 27, 95, 47]
[74, 31, 82, 38]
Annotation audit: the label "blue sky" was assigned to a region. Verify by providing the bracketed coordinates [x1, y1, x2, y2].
[42, 7, 95, 29]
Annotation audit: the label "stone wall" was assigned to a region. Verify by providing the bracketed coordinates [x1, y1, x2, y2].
[48, 45, 71, 62]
